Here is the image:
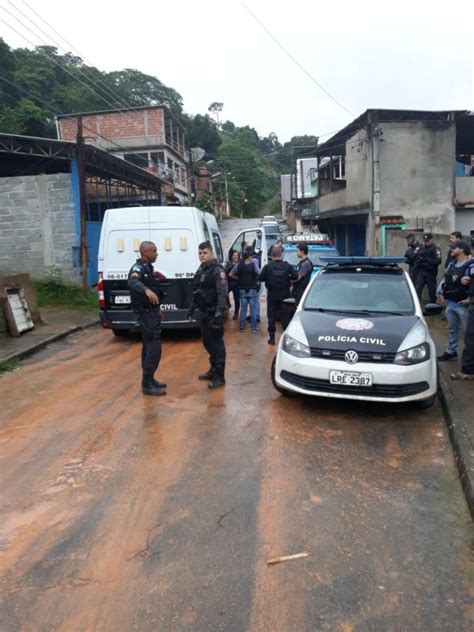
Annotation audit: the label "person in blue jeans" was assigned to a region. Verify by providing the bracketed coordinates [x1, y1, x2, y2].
[229, 247, 260, 332]
[438, 240, 473, 361]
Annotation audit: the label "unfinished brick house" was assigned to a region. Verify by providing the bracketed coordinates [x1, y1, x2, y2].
[56, 105, 189, 203]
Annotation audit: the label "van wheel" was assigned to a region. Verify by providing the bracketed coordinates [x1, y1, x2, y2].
[271, 357, 294, 396]
[416, 393, 437, 409]
[112, 329, 130, 337]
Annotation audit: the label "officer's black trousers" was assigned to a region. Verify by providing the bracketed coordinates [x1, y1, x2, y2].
[199, 314, 226, 378]
[267, 293, 291, 334]
[138, 311, 162, 379]
[415, 270, 437, 303]
[461, 304, 474, 374]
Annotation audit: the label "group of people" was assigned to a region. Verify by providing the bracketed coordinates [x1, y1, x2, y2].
[405, 231, 474, 380]
[127, 239, 314, 396]
[226, 241, 313, 344]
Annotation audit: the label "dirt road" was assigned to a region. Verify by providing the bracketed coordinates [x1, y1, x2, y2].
[0, 321, 472, 631]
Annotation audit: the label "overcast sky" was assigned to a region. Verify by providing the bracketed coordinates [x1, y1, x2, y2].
[2, 0, 473, 142]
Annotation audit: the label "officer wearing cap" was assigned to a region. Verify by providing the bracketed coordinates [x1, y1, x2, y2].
[128, 241, 166, 396]
[404, 233, 421, 279]
[413, 233, 442, 303]
[188, 241, 228, 389]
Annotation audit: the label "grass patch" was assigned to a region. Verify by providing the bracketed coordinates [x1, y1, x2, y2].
[0, 357, 20, 373]
[33, 276, 97, 310]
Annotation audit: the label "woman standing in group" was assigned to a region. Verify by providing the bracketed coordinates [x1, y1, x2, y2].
[226, 250, 240, 320]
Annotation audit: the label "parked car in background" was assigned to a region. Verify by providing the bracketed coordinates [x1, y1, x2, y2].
[260, 215, 278, 226]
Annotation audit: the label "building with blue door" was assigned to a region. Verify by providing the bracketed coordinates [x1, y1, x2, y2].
[0, 133, 166, 287]
[311, 109, 474, 255]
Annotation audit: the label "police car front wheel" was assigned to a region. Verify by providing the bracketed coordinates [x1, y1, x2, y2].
[416, 392, 437, 410]
[271, 357, 294, 396]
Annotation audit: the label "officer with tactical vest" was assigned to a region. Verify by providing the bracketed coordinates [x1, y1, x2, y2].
[188, 241, 229, 389]
[128, 241, 166, 396]
[438, 240, 473, 361]
[258, 245, 298, 345]
[413, 233, 442, 303]
[404, 233, 421, 279]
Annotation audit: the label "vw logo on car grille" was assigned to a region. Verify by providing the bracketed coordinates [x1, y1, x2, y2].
[344, 350, 359, 364]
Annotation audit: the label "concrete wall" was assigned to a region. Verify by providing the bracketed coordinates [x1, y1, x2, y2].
[0, 174, 79, 283]
[455, 177, 474, 205]
[318, 129, 370, 213]
[379, 121, 456, 234]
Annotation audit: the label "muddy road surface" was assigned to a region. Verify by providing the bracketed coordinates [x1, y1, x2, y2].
[0, 323, 472, 631]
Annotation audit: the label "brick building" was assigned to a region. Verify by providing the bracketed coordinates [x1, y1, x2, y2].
[56, 105, 189, 203]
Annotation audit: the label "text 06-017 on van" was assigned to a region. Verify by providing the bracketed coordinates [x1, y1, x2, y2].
[97, 206, 224, 334]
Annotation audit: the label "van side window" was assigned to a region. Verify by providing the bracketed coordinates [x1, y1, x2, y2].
[212, 232, 223, 263]
[201, 218, 211, 243]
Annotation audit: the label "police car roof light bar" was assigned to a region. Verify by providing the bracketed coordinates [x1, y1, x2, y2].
[320, 256, 406, 266]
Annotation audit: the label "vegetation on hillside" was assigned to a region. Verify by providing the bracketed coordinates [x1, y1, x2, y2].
[0, 38, 318, 216]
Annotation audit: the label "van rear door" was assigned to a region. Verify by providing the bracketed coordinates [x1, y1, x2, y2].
[149, 227, 198, 327]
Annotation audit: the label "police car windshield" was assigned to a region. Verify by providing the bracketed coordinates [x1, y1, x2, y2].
[304, 271, 415, 315]
[283, 248, 339, 267]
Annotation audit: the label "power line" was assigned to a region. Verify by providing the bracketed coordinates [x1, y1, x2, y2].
[5, 2, 132, 116]
[18, 1, 153, 123]
[240, 1, 354, 118]
[0, 20, 153, 171]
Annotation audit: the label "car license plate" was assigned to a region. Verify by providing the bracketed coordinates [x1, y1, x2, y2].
[329, 370, 372, 387]
[114, 295, 131, 304]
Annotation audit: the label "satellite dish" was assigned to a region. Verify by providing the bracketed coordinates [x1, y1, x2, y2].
[191, 147, 206, 163]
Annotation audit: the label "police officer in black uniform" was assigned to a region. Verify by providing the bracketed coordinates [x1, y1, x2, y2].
[188, 241, 228, 390]
[404, 233, 421, 279]
[128, 241, 166, 396]
[413, 233, 442, 303]
[258, 245, 298, 345]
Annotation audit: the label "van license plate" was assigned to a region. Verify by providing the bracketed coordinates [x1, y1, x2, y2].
[115, 296, 131, 304]
[329, 371, 372, 387]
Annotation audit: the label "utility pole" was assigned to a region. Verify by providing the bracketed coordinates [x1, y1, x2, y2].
[188, 148, 196, 204]
[224, 171, 230, 218]
[76, 116, 88, 296]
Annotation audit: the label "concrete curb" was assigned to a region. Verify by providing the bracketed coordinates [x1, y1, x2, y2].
[0, 320, 99, 366]
[438, 371, 474, 518]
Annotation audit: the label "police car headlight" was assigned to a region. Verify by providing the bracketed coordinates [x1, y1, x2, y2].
[394, 342, 430, 365]
[282, 334, 311, 358]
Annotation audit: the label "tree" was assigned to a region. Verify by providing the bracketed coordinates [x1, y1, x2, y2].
[183, 114, 221, 157]
[221, 120, 235, 136]
[106, 69, 183, 113]
[208, 102, 223, 127]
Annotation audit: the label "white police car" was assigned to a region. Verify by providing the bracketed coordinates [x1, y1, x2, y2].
[272, 257, 441, 408]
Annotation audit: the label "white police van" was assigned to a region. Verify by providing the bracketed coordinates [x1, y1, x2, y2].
[272, 257, 441, 408]
[97, 206, 223, 333]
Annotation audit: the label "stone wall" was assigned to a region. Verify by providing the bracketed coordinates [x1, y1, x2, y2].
[0, 173, 79, 283]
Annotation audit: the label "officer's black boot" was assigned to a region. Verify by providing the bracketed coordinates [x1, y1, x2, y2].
[142, 375, 166, 396]
[152, 377, 167, 388]
[268, 333, 275, 345]
[208, 374, 225, 389]
[198, 369, 214, 381]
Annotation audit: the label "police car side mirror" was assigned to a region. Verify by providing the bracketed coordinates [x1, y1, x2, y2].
[424, 303, 442, 316]
[283, 298, 296, 306]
